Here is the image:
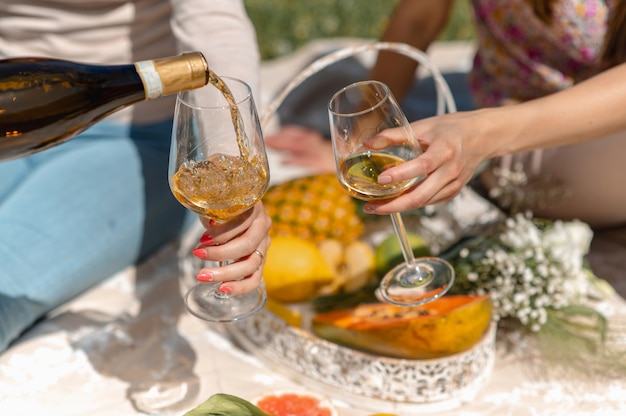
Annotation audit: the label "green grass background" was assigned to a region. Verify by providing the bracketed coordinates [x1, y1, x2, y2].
[244, 0, 475, 60]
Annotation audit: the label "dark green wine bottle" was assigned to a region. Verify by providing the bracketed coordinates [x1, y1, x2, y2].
[0, 52, 209, 161]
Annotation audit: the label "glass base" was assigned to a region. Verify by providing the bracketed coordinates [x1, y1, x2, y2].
[184, 283, 266, 322]
[377, 257, 454, 306]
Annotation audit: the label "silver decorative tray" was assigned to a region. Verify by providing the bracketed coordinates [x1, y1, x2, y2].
[178, 183, 502, 413]
[229, 308, 496, 413]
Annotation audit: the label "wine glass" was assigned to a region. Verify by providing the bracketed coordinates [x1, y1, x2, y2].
[328, 80, 454, 306]
[169, 76, 270, 322]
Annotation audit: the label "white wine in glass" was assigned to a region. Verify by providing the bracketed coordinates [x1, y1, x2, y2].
[169, 75, 269, 322]
[329, 80, 454, 306]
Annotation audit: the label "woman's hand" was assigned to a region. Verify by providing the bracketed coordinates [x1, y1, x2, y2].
[264, 125, 336, 173]
[363, 111, 491, 214]
[191, 202, 272, 296]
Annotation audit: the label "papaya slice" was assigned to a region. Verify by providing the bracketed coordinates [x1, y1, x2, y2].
[311, 295, 492, 359]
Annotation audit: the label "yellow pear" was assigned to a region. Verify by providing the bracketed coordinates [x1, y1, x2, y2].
[317, 238, 376, 294]
[343, 240, 375, 292]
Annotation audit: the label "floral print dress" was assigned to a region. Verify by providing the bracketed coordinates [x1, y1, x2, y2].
[469, 0, 620, 216]
[469, 0, 616, 107]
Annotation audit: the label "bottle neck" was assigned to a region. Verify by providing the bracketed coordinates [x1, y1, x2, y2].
[135, 52, 209, 100]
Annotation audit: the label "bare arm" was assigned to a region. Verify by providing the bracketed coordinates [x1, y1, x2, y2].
[492, 62, 626, 155]
[369, 0, 455, 102]
[363, 62, 626, 214]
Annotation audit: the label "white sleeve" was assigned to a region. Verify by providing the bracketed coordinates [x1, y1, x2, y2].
[169, 0, 261, 98]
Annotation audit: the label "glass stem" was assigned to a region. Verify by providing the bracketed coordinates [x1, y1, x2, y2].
[214, 260, 232, 299]
[390, 212, 415, 265]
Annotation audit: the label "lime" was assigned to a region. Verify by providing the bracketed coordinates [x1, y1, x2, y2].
[375, 232, 430, 276]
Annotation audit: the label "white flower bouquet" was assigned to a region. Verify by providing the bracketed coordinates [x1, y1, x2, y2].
[443, 211, 626, 377]
[447, 212, 595, 331]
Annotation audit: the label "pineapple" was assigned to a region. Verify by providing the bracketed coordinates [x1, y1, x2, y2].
[263, 173, 364, 244]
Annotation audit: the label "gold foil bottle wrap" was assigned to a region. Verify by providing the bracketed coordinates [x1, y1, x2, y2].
[135, 52, 209, 99]
[153, 52, 209, 96]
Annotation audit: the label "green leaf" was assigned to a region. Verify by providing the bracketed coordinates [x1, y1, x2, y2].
[537, 305, 626, 378]
[184, 394, 272, 416]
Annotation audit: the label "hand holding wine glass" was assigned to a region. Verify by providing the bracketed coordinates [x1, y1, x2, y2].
[169, 75, 270, 322]
[193, 203, 271, 295]
[328, 80, 454, 306]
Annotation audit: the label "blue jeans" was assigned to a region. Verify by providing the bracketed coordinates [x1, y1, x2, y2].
[0, 120, 194, 352]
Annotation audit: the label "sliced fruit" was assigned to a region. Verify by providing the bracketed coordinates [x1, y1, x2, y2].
[343, 240, 376, 292]
[317, 238, 376, 295]
[253, 390, 338, 416]
[317, 239, 344, 273]
[312, 295, 493, 359]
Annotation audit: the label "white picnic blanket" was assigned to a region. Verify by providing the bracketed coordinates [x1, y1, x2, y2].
[2, 39, 625, 416]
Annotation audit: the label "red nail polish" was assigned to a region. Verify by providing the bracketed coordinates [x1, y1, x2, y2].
[200, 234, 213, 245]
[197, 271, 213, 282]
[218, 286, 232, 294]
[192, 248, 206, 259]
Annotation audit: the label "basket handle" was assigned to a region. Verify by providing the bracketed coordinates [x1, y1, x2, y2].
[260, 41, 458, 130]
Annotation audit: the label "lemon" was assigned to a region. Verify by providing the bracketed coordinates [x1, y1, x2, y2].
[375, 231, 430, 276]
[263, 236, 335, 303]
[265, 298, 302, 327]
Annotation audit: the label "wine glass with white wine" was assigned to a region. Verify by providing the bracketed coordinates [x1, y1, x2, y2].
[328, 80, 454, 306]
[169, 75, 269, 322]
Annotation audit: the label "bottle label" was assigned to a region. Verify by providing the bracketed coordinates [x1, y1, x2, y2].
[135, 60, 164, 99]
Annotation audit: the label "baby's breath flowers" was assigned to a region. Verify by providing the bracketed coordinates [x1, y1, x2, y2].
[448, 212, 594, 331]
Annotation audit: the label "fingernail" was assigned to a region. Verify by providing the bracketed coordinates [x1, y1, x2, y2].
[199, 234, 213, 245]
[209, 219, 216, 226]
[218, 285, 232, 294]
[197, 271, 213, 282]
[378, 174, 392, 184]
[192, 248, 206, 259]
[363, 205, 376, 214]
